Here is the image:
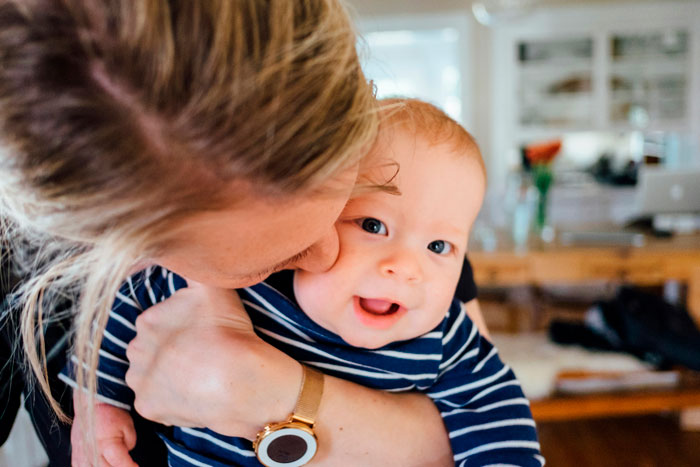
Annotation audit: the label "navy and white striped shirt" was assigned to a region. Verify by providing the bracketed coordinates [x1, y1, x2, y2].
[62, 266, 542, 466]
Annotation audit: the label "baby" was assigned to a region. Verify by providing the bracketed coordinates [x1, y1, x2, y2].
[63, 99, 542, 466]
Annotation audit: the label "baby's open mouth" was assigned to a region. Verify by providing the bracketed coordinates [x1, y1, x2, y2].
[353, 296, 408, 330]
[358, 297, 401, 315]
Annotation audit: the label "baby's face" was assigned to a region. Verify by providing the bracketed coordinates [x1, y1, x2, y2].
[294, 128, 486, 349]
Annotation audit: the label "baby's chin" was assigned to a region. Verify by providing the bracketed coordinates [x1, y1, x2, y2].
[339, 330, 424, 350]
[341, 334, 393, 350]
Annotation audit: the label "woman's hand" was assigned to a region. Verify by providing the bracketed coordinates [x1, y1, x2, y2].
[124, 282, 301, 439]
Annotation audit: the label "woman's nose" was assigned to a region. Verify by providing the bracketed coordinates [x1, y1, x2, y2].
[379, 249, 423, 283]
[292, 226, 340, 273]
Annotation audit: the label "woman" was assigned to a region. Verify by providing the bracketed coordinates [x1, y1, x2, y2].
[0, 1, 485, 465]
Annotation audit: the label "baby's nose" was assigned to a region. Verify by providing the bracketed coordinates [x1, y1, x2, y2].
[378, 250, 423, 283]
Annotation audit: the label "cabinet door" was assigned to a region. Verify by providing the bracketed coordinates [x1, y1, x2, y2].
[608, 29, 690, 128]
[517, 37, 594, 129]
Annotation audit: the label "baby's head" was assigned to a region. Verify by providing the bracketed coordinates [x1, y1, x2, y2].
[294, 98, 486, 349]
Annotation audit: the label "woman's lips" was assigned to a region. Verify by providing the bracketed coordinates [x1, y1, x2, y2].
[353, 296, 407, 330]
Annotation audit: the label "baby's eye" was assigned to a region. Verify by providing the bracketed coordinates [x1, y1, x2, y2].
[359, 217, 388, 235]
[427, 240, 452, 255]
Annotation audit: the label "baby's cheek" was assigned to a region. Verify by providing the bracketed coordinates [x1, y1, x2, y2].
[424, 303, 451, 333]
[294, 272, 336, 314]
[433, 281, 460, 316]
[292, 272, 315, 311]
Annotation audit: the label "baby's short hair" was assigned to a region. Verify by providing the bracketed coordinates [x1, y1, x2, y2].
[378, 98, 485, 175]
[354, 97, 486, 196]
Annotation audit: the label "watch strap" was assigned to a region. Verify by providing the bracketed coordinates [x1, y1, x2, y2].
[291, 365, 324, 426]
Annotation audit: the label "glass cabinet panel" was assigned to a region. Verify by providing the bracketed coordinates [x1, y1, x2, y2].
[609, 30, 689, 126]
[517, 37, 594, 127]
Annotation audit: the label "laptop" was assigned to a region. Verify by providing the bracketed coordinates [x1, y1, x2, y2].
[635, 166, 700, 216]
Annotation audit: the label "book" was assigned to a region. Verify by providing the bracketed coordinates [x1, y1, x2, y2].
[554, 369, 680, 394]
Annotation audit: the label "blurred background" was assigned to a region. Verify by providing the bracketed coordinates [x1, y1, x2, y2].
[2, 1, 699, 466]
[350, 0, 700, 466]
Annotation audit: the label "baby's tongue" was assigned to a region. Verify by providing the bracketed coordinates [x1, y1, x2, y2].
[360, 298, 393, 314]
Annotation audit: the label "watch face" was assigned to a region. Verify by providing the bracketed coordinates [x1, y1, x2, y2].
[256, 426, 318, 467]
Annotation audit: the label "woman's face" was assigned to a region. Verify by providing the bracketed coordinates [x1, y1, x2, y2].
[155, 166, 359, 288]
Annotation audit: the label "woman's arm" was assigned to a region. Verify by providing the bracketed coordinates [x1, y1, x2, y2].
[314, 374, 453, 466]
[125, 282, 454, 466]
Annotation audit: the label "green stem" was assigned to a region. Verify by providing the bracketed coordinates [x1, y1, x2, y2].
[532, 164, 553, 232]
[536, 189, 548, 231]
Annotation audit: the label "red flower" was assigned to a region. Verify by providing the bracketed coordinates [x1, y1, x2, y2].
[525, 140, 562, 165]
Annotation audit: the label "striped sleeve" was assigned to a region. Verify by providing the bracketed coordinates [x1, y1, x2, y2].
[427, 301, 544, 466]
[59, 266, 187, 409]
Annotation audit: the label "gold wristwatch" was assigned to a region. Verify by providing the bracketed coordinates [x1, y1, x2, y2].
[254, 365, 324, 467]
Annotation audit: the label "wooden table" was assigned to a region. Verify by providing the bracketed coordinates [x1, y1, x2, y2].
[530, 380, 700, 421]
[469, 227, 700, 422]
[469, 228, 700, 324]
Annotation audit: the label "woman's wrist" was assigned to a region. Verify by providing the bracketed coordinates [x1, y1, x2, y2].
[216, 336, 303, 439]
[252, 340, 304, 426]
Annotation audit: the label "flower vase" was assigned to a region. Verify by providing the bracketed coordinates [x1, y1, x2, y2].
[532, 164, 553, 238]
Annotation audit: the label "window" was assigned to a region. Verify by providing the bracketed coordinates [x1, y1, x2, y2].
[358, 15, 471, 126]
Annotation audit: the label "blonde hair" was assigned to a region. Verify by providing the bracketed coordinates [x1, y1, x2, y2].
[0, 0, 376, 456]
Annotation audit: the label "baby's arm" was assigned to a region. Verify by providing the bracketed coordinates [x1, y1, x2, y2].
[429, 301, 543, 466]
[71, 394, 137, 467]
[61, 268, 172, 465]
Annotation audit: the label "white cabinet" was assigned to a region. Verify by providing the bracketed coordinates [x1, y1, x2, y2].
[515, 29, 691, 132]
[517, 36, 595, 129]
[489, 2, 700, 193]
[608, 30, 690, 128]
